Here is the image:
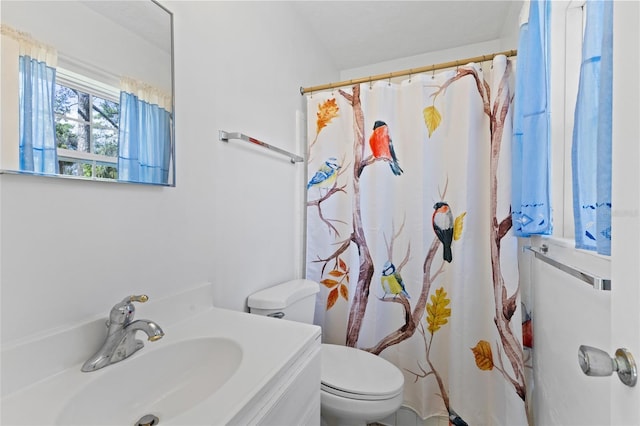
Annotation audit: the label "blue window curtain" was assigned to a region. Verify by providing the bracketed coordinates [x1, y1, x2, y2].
[511, 0, 552, 236]
[19, 55, 58, 174]
[572, 0, 613, 255]
[118, 91, 171, 185]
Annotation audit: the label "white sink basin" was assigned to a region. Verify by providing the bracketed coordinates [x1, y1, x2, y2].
[1, 284, 321, 426]
[57, 337, 242, 425]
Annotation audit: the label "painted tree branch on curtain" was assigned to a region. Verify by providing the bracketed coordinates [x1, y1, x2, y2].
[485, 61, 527, 401]
[357, 154, 398, 176]
[306, 138, 350, 236]
[409, 324, 448, 406]
[407, 294, 470, 426]
[335, 85, 378, 347]
[429, 63, 526, 402]
[430, 68, 491, 114]
[309, 69, 526, 407]
[306, 180, 348, 237]
[306, 88, 375, 318]
[366, 63, 525, 405]
[364, 238, 444, 354]
[362, 67, 493, 360]
[383, 216, 411, 270]
[314, 239, 352, 272]
[337, 84, 446, 349]
[311, 84, 441, 349]
[430, 63, 525, 401]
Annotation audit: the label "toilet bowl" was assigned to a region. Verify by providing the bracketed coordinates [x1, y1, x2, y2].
[320, 343, 404, 426]
[248, 279, 405, 426]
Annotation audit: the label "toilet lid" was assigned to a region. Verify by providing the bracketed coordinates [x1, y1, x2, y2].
[321, 344, 404, 401]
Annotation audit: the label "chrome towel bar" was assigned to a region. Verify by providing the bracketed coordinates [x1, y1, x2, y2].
[219, 130, 304, 164]
[525, 245, 611, 291]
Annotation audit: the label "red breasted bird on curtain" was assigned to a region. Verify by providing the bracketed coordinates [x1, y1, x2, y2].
[367, 120, 403, 176]
[433, 202, 454, 263]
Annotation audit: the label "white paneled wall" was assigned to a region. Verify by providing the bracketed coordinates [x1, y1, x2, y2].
[523, 238, 611, 425]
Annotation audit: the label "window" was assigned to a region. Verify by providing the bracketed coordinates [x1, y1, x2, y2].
[549, 0, 612, 257]
[549, 1, 585, 239]
[54, 68, 120, 180]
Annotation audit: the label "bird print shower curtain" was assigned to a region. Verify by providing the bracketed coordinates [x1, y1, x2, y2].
[305, 55, 528, 425]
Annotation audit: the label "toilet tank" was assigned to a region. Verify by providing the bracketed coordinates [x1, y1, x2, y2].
[248, 279, 319, 324]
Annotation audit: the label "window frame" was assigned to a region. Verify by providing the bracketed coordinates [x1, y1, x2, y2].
[545, 0, 610, 261]
[549, 0, 585, 239]
[55, 67, 120, 180]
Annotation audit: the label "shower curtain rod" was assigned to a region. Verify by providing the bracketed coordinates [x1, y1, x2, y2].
[300, 49, 517, 95]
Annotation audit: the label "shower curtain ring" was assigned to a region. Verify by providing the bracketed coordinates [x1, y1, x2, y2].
[431, 65, 435, 79]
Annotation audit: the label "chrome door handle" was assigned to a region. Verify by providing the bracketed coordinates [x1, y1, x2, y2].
[578, 345, 637, 387]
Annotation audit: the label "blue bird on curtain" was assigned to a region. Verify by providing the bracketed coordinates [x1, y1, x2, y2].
[381, 260, 410, 299]
[307, 157, 340, 190]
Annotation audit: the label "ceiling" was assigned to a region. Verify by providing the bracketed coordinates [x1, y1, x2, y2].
[80, 1, 521, 72]
[289, 1, 523, 71]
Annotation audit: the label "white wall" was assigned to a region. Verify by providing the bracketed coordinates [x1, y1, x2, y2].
[0, 1, 337, 346]
[523, 238, 611, 425]
[339, 1, 522, 81]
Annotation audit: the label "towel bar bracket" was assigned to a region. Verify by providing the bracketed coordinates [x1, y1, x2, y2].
[219, 130, 304, 164]
[525, 245, 611, 291]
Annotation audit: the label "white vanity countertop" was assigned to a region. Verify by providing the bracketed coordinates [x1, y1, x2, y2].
[1, 283, 321, 425]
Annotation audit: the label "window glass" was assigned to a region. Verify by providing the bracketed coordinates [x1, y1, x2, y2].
[54, 76, 119, 180]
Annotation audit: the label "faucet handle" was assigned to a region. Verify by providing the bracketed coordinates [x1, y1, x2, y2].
[107, 295, 150, 329]
[124, 294, 149, 304]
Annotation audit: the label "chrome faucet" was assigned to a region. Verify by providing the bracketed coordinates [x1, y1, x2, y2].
[81, 295, 164, 372]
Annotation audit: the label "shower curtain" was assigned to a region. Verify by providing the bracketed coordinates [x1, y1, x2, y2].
[305, 56, 528, 425]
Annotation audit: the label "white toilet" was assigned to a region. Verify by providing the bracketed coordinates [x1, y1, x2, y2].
[248, 279, 404, 426]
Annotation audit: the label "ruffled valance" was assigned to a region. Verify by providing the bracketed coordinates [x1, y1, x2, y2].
[120, 77, 172, 112]
[0, 24, 57, 66]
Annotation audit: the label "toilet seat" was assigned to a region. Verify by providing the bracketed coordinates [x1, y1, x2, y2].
[321, 344, 404, 401]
